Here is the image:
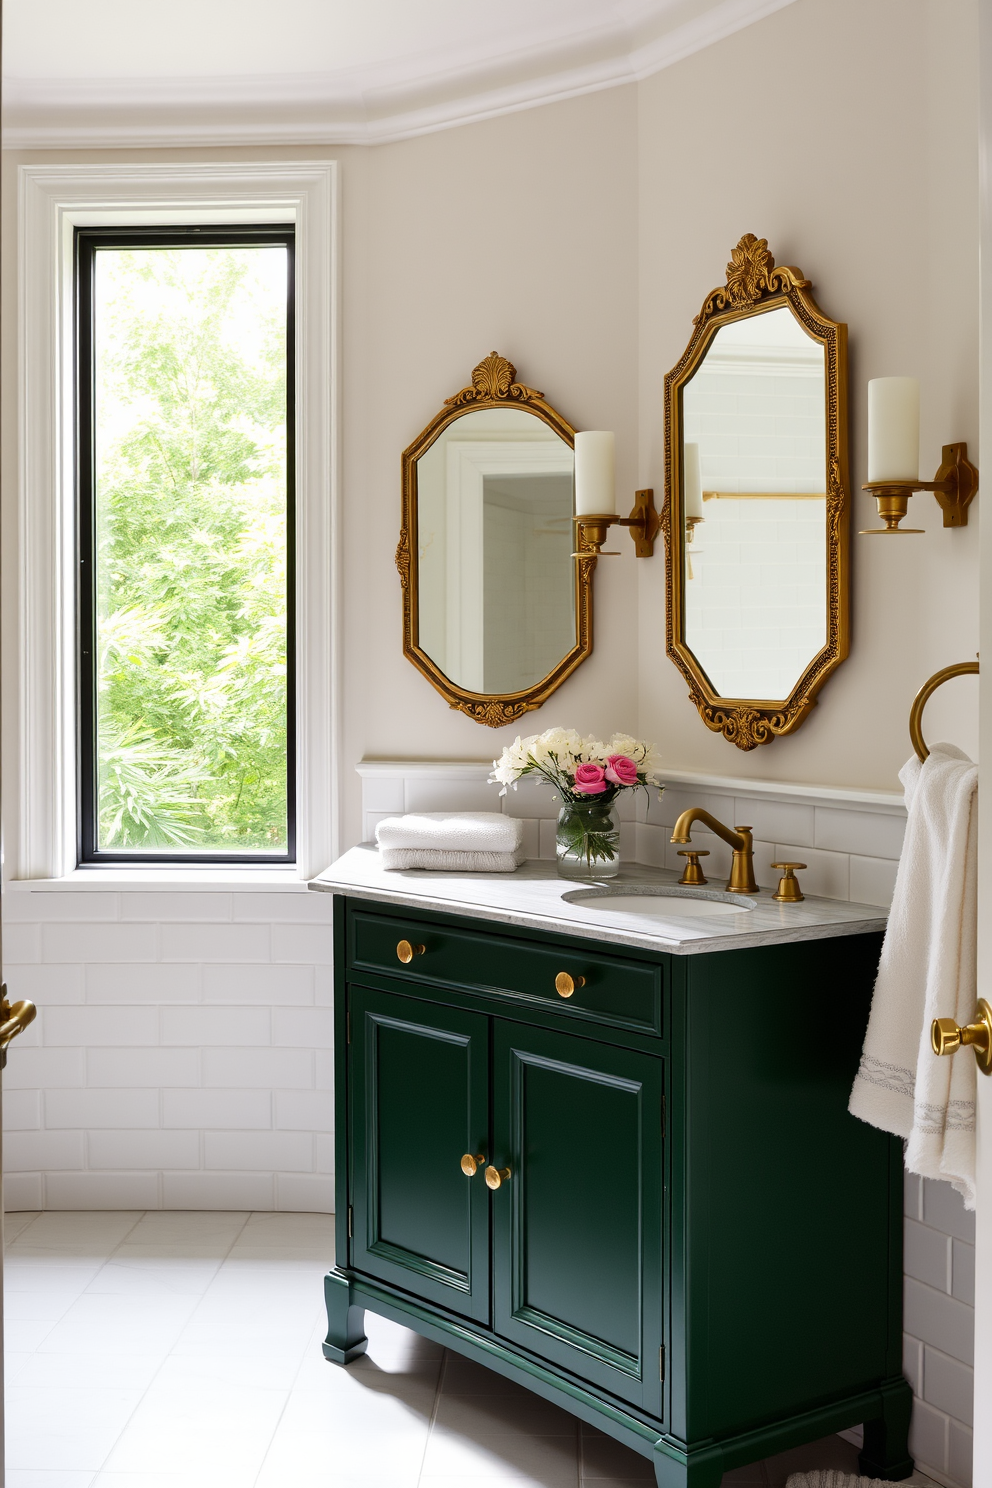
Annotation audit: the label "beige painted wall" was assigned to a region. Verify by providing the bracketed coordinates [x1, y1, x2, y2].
[637, 0, 980, 790]
[0, 0, 981, 859]
[0, 89, 641, 861]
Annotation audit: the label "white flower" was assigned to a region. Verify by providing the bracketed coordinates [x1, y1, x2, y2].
[489, 725, 662, 797]
[529, 727, 582, 767]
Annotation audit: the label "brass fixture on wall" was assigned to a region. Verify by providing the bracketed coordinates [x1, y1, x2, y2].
[572, 488, 660, 558]
[861, 446, 979, 533]
[860, 378, 978, 533]
[909, 658, 980, 762]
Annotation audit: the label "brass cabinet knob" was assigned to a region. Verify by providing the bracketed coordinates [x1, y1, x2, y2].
[677, 849, 709, 886]
[460, 1153, 486, 1176]
[771, 863, 806, 903]
[931, 999, 992, 1074]
[485, 1165, 511, 1190]
[396, 940, 426, 964]
[554, 972, 585, 998]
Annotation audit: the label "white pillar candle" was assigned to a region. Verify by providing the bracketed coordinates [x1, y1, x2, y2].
[683, 442, 704, 520]
[574, 431, 616, 515]
[868, 377, 920, 483]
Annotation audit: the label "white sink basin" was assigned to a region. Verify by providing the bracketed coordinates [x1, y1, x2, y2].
[562, 886, 757, 918]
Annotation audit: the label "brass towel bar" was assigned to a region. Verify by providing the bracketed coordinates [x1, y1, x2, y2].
[909, 660, 979, 763]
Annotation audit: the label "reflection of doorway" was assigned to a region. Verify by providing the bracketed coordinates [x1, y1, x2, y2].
[482, 473, 573, 694]
[443, 442, 574, 693]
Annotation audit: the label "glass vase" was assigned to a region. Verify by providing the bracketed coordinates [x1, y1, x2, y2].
[556, 799, 621, 881]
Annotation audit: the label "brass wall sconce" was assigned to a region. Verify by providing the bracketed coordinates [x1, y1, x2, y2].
[573, 488, 660, 558]
[861, 378, 979, 534]
[572, 431, 658, 557]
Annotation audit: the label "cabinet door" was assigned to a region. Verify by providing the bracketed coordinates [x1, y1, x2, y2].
[492, 1021, 664, 1415]
[350, 985, 490, 1323]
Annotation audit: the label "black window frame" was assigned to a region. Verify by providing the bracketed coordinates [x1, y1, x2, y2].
[74, 223, 297, 865]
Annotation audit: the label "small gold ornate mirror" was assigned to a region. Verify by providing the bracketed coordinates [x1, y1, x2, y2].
[663, 235, 849, 749]
[398, 353, 593, 727]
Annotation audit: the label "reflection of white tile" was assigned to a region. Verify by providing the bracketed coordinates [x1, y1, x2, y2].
[435, 1391, 576, 1439]
[6, 1384, 146, 1470]
[422, 1424, 579, 1483]
[9, 1472, 98, 1488]
[99, 1381, 289, 1477]
[38, 1293, 200, 1355]
[580, 1427, 653, 1479]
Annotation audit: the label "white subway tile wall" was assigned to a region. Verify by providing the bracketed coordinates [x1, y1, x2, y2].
[3, 886, 334, 1216]
[903, 1173, 975, 1486]
[1, 761, 971, 1488]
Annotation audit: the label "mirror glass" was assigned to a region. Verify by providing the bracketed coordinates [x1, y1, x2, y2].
[415, 407, 576, 695]
[681, 305, 827, 701]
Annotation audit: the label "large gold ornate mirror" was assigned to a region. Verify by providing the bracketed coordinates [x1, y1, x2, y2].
[398, 353, 592, 727]
[663, 235, 849, 750]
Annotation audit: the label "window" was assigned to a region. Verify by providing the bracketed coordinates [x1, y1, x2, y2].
[75, 225, 295, 863]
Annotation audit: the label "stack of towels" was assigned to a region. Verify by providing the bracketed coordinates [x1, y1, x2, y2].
[375, 812, 525, 872]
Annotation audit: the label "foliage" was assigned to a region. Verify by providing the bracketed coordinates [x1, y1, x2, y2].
[94, 245, 289, 852]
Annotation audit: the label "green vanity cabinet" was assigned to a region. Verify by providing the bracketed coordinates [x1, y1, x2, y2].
[348, 985, 491, 1323]
[324, 894, 913, 1488]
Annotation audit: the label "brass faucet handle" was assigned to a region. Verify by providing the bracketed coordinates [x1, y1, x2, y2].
[771, 863, 806, 903]
[677, 849, 709, 886]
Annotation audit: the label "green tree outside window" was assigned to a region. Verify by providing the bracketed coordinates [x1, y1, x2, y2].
[93, 245, 290, 852]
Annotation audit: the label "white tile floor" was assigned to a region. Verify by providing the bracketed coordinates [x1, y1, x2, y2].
[3, 1211, 939, 1488]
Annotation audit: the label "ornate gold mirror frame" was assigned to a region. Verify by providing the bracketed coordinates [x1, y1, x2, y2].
[662, 235, 850, 750]
[398, 353, 595, 727]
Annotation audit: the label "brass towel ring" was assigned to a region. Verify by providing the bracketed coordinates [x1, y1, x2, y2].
[909, 660, 979, 762]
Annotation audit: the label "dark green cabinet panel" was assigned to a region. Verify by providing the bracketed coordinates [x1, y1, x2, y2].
[350, 908, 663, 1035]
[492, 1020, 664, 1415]
[329, 899, 911, 1487]
[675, 937, 898, 1443]
[349, 984, 490, 1323]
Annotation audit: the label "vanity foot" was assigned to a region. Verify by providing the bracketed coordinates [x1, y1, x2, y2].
[322, 1269, 368, 1364]
[652, 1446, 724, 1488]
[859, 1378, 915, 1480]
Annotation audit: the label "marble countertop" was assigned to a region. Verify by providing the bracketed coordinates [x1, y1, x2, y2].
[309, 846, 888, 956]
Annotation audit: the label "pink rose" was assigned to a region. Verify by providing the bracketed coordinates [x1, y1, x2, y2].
[605, 754, 639, 787]
[573, 762, 607, 795]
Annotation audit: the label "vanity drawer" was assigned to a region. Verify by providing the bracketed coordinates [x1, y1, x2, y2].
[347, 909, 662, 1036]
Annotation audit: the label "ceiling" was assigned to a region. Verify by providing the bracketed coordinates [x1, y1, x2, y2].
[3, 0, 796, 148]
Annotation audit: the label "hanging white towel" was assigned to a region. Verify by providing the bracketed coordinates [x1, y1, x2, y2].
[848, 743, 978, 1207]
[375, 812, 523, 856]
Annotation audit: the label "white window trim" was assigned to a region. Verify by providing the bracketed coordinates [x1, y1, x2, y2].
[14, 161, 341, 883]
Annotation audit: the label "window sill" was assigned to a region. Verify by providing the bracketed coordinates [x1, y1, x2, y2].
[6, 865, 308, 893]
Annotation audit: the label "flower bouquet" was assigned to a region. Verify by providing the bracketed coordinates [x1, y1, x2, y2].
[491, 728, 662, 881]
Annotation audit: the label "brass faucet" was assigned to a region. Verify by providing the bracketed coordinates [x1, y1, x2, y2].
[670, 809, 758, 894]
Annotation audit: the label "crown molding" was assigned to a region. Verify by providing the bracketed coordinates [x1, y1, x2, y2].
[2, 0, 797, 150]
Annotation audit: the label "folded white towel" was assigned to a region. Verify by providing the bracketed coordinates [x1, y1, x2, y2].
[375, 812, 523, 855]
[785, 1473, 888, 1488]
[380, 846, 524, 873]
[849, 742, 978, 1208]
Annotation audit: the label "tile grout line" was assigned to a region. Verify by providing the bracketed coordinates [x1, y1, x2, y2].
[415, 1345, 450, 1487]
[82, 1206, 254, 1481]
